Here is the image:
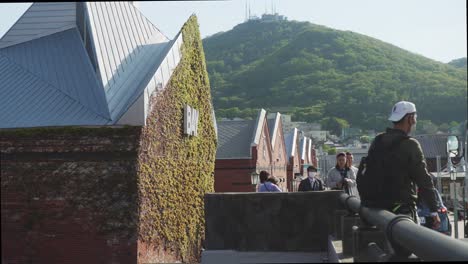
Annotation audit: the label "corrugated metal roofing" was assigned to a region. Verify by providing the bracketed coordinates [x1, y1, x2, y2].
[0, 3, 76, 49]
[0, 54, 109, 128]
[0, 28, 110, 120]
[216, 120, 256, 159]
[85, 2, 168, 90]
[0, 2, 183, 128]
[414, 134, 449, 158]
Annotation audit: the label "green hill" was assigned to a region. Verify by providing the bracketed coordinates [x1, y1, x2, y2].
[448, 57, 467, 69]
[202, 17, 467, 131]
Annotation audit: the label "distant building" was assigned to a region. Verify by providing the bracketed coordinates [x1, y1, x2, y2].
[309, 130, 328, 142]
[260, 13, 287, 22]
[413, 134, 451, 172]
[341, 127, 362, 140]
[267, 113, 288, 191]
[281, 114, 324, 140]
[299, 137, 315, 177]
[284, 128, 302, 191]
[215, 109, 275, 192]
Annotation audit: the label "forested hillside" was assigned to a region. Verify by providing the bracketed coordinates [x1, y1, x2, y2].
[449, 57, 467, 69]
[203, 17, 467, 132]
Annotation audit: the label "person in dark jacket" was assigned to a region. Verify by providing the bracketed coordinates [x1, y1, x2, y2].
[360, 101, 440, 260]
[298, 165, 325, 191]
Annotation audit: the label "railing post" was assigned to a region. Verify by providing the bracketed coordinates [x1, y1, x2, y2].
[352, 225, 388, 262]
[341, 213, 361, 256]
[334, 209, 348, 239]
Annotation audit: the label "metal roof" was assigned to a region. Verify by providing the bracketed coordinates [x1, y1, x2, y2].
[252, 109, 267, 145]
[0, 28, 110, 120]
[0, 2, 182, 129]
[284, 128, 299, 158]
[216, 120, 256, 159]
[300, 137, 311, 162]
[267, 112, 281, 150]
[0, 54, 109, 128]
[413, 134, 450, 158]
[0, 3, 76, 49]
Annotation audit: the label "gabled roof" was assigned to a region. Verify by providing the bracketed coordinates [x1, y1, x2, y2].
[0, 53, 109, 127]
[284, 127, 299, 158]
[0, 2, 77, 49]
[267, 112, 281, 150]
[0, 2, 183, 128]
[216, 120, 256, 159]
[300, 136, 311, 162]
[252, 109, 267, 146]
[414, 134, 450, 158]
[216, 109, 268, 159]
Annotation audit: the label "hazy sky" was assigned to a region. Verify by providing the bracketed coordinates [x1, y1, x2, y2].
[0, 0, 466, 63]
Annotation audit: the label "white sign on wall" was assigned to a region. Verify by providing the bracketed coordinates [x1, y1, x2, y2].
[184, 105, 199, 136]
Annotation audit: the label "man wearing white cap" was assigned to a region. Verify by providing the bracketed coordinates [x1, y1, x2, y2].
[357, 100, 440, 260]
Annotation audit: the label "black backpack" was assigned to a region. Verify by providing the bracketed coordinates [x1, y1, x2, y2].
[356, 133, 409, 207]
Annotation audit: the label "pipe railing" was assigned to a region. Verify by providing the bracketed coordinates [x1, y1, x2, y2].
[339, 193, 468, 261]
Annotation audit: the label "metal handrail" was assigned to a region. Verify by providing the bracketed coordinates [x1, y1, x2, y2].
[339, 193, 468, 261]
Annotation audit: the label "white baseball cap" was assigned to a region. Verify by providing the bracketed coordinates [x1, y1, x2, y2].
[388, 101, 417, 122]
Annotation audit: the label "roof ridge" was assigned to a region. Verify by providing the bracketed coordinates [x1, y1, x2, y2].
[0, 2, 77, 49]
[0, 52, 111, 122]
[0, 3, 34, 43]
[0, 24, 76, 49]
[127, 2, 170, 41]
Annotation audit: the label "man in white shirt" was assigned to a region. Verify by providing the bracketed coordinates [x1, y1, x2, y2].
[346, 152, 358, 175]
[346, 152, 360, 199]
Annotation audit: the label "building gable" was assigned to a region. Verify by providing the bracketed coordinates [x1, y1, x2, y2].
[0, 2, 182, 128]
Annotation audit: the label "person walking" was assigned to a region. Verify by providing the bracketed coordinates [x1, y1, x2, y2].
[326, 152, 357, 195]
[298, 165, 325, 191]
[346, 151, 360, 198]
[266, 176, 282, 191]
[258, 170, 282, 192]
[356, 101, 440, 260]
[346, 151, 358, 175]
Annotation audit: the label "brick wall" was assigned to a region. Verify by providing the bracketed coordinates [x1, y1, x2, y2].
[270, 121, 288, 191]
[1, 127, 141, 264]
[215, 159, 256, 192]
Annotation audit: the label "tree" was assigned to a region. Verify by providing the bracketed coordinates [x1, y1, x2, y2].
[416, 120, 438, 135]
[323, 144, 336, 155]
[360, 135, 371, 143]
[321, 117, 350, 136]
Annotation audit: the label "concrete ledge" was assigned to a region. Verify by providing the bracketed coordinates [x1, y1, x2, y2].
[201, 250, 325, 264]
[328, 235, 354, 263]
[205, 191, 343, 252]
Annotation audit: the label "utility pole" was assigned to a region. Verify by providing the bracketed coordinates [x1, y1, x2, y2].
[436, 155, 442, 193]
[464, 121, 467, 237]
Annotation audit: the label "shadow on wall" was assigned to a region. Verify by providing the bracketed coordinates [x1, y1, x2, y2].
[204, 191, 344, 252]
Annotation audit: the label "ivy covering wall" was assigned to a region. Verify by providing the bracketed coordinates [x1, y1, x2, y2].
[137, 15, 217, 263]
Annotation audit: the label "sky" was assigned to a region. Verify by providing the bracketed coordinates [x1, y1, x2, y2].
[0, 0, 466, 63]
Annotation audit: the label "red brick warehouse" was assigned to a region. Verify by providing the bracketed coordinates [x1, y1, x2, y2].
[215, 109, 273, 192]
[0, 2, 217, 264]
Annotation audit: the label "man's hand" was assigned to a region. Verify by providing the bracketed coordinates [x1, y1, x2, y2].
[432, 213, 441, 230]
